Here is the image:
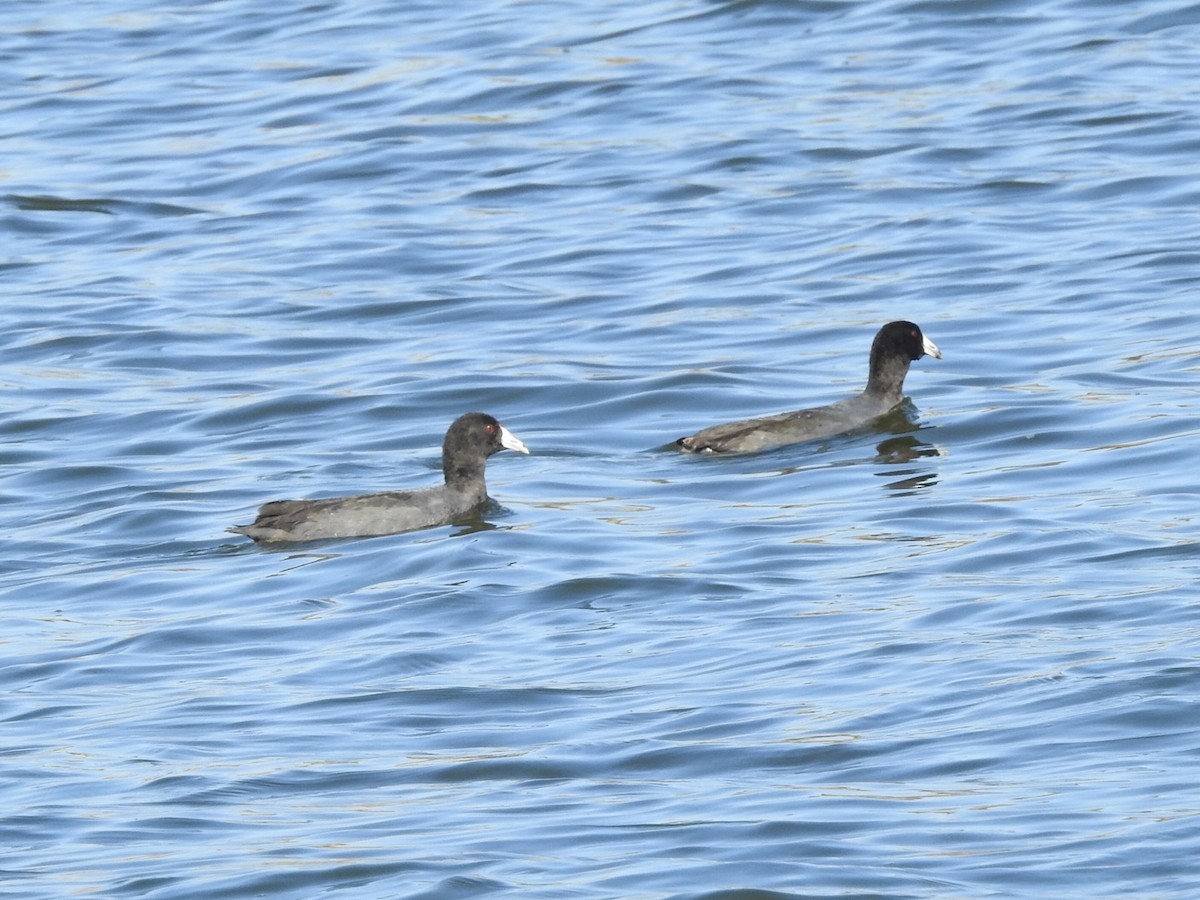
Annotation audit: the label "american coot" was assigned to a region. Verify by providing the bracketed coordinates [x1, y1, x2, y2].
[230, 412, 529, 542]
[676, 320, 941, 454]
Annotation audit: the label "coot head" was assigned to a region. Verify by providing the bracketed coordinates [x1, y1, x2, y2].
[863, 321, 941, 400]
[873, 320, 942, 363]
[443, 412, 529, 483]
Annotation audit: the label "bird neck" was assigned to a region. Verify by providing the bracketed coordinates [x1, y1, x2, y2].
[864, 354, 911, 403]
[444, 458, 486, 490]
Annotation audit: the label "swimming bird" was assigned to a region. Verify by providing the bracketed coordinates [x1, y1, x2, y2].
[675, 320, 941, 454]
[230, 412, 529, 542]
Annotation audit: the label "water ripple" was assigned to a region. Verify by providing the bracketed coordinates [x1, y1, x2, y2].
[3, 0, 1200, 896]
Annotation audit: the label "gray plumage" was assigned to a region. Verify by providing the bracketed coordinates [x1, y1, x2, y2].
[676, 321, 941, 454]
[230, 412, 529, 542]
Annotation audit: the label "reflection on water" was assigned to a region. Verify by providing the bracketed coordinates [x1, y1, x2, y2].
[874, 433, 940, 462]
[880, 469, 940, 492]
[874, 434, 942, 493]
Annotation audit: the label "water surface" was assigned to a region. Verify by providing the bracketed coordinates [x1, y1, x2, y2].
[3, 1, 1200, 896]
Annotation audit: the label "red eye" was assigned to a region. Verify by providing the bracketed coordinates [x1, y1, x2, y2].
[486, 423, 496, 434]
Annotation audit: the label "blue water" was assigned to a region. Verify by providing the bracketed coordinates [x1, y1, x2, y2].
[4, 1, 1200, 896]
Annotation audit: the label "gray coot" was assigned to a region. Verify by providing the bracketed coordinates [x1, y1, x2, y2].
[230, 411, 529, 542]
[676, 320, 942, 454]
